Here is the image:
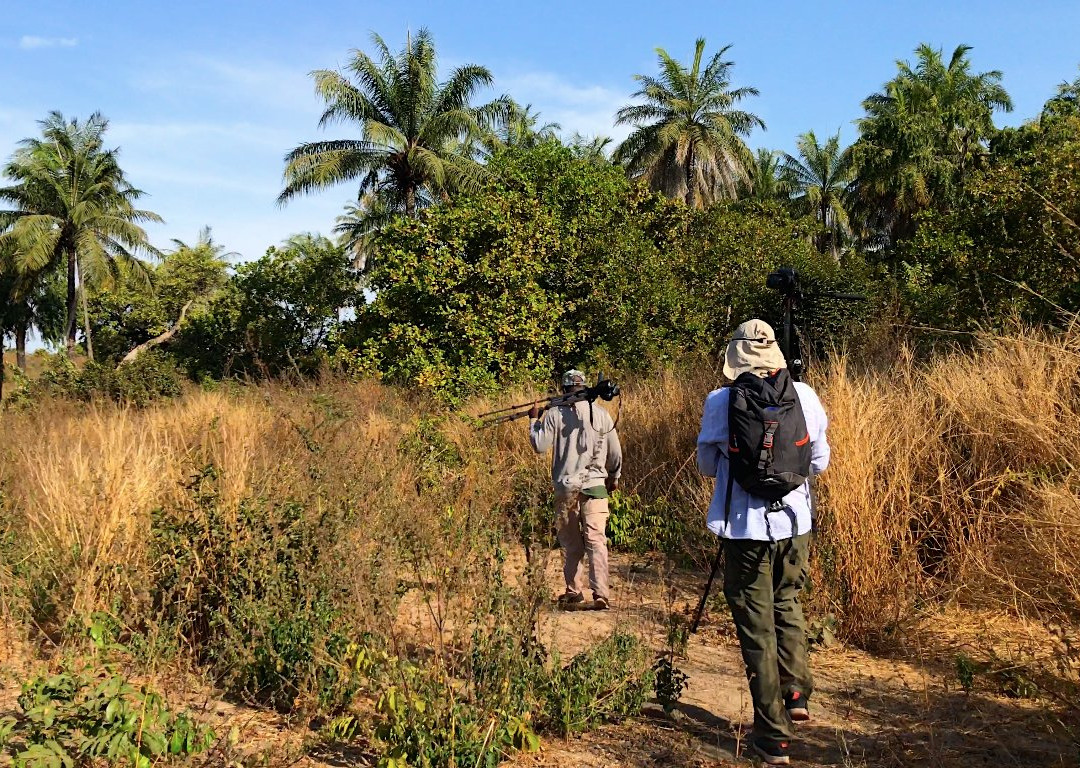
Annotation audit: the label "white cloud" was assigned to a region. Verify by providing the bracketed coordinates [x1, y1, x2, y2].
[19, 36, 78, 50]
[129, 55, 319, 114]
[109, 119, 291, 152]
[498, 71, 634, 143]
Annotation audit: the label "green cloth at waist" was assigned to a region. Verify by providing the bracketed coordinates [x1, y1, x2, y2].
[581, 485, 608, 499]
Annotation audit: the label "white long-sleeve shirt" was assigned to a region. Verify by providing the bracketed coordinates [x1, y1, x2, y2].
[697, 382, 830, 541]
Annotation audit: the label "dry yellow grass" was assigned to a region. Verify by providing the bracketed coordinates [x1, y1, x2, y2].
[2, 330, 1079, 665]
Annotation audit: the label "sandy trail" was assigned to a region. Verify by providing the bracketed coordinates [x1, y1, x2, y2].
[1, 551, 1072, 767]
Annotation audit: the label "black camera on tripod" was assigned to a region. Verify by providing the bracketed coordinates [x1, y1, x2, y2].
[766, 266, 800, 297]
[765, 267, 865, 381]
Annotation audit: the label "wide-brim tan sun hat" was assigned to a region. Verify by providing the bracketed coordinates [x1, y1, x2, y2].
[723, 318, 787, 380]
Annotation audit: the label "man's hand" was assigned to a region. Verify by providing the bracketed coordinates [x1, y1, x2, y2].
[605, 478, 619, 494]
[528, 401, 543, 420]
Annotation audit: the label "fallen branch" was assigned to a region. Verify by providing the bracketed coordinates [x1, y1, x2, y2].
[119, 299, 194, 366]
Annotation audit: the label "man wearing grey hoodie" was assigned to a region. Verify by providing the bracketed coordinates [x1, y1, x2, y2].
[528, 369, 623, 609]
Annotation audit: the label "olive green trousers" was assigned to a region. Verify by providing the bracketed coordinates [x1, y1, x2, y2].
[723, 532, 813, 743]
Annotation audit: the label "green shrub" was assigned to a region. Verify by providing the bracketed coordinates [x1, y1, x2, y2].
[368, 656, 540, 768]
[607, 491, 688, 558]
[539, 632, 653, 736]
[338, 629, 650, 768]
[146, 465, 359, 714]
[0, 657, 213, 767]
[28, 351, 182, 407]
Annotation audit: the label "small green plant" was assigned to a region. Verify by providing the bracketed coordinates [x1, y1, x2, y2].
[807, 614, 839, 650]
[653, 610, 690, 713]
[398, 417, 462, 491]
[955, 652, 978, 692]
[0, 659, 213, 767]
[995, 667, 1039, 699]
[541, 632, 653, 735]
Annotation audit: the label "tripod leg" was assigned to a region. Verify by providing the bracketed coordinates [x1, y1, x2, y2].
[691, 539, 725, 633]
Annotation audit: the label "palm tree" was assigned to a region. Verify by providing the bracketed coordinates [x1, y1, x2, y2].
[279, 28, 510, 218]
[333, 193, 395, 272]
[783, 131, 855, 258]
[613, 38, 764, 207]
[1043, 68, 1080, 120]
[853, 44, 1012, 244]
[743, 148, 790, 201]
[0, 112, 160, 358]
[568, 133, 613, 164]
[496, 102, 560, 150]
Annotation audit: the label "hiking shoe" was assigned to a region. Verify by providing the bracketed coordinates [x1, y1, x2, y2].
[594, 596, 610, 610]
[785, 690, 810, 722]
[557, 591, 585, 606]
[751, 739, 791, 765]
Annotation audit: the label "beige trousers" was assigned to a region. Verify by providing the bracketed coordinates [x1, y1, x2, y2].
[555, 492, 610, 601]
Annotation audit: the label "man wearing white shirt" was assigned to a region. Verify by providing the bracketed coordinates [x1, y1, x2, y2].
[697, 319, 830, 766]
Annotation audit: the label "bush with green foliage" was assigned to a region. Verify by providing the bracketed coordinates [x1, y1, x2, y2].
[349, 144, 864, 399]
[146, 465, 359, 714]
[607, 491, 688, 557]
[322, 627, 651, 768]
[0, 657, 213, 767]
[18, 351, 183, 407]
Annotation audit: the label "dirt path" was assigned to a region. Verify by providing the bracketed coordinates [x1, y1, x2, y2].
[525, 554, 1076, 767]
[1, 552, 1073, 767]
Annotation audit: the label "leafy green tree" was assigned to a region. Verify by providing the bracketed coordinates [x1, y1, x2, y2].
[88, 227, 231, 363]
[0, 269, 65, 370]
[899, 107, 1080, 330]
[782, 131, 855, 258]
[347, 143, 859, 400]
[176, 234, 362, 379]
[614, 38, 764, 207]
[279, 29, 509, 225]
[852, 44, 1012, 246]
[0, 112, 160, 358]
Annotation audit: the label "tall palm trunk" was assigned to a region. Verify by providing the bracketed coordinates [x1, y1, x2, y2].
[685, 145, 699, 208]
[65, 246, 78, 357]
[15, 321, 27, 371]
[77, 260, 94, 362]
[819, 198, 834, 258]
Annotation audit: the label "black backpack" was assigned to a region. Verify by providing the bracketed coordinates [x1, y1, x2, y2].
[727, 369, 812, 502]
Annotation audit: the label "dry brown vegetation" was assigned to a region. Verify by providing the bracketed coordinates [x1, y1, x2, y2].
[2, 330, 1080, 765]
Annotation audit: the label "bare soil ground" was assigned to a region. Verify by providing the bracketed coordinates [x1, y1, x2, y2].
[1, 552, 1075, 767]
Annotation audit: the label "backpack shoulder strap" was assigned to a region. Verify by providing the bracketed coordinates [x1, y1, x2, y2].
[722, 460, 735, 528]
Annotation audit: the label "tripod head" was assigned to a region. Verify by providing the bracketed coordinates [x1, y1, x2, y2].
[765, 267, 865, 381]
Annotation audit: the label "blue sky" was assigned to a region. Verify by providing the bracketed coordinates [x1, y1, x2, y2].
[3, 0, 1079, 263]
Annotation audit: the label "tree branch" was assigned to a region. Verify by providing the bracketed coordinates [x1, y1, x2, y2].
[118, 299, 193, 366]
